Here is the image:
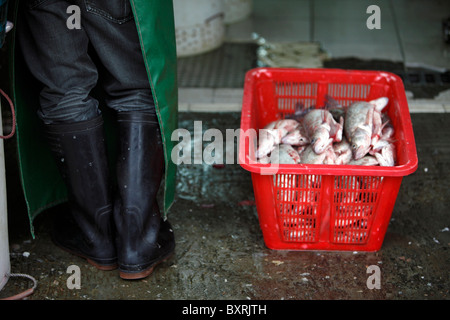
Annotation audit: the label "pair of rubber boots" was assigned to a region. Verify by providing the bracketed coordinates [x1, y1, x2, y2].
[45, 112, 174, 280]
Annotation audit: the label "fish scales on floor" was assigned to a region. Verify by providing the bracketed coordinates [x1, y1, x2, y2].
[255, 95, 396, 166]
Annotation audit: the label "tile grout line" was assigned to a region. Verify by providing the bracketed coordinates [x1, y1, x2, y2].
[179, 88, 450, 113]
[180, 104, 447, 114]
[179, 88, 448, 113]
[388, 0, 407, 72]
[309, 0, 314, 42]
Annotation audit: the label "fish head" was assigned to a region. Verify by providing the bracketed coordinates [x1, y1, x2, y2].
[351, 125, 372, 160]
[334, 137, 350, 152]
[310, 127, 332, 154]
[281, 130, 310, 146]
[294, 133, 310, 146]
[351, 135, 371, 160]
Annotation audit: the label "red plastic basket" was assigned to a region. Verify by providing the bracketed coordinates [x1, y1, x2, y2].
[239, 68, 418, 251]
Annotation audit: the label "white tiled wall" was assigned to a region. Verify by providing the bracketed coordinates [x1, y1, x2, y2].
[180, 0, 450, 112]
[226, 0, 450, 69]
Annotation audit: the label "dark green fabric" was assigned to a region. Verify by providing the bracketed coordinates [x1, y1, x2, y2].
[130, 0, 178, 218]
[10, 0, 178, 236]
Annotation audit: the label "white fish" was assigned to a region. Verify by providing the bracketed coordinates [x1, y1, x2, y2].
[369, 114, 396, 166]
[268, 119, 301, 132]
[371, 111, 391, 147]
[333, 137, 352, 165]
[300, 145, 331, 164]
[374, 143, 396, 166]
[345, 101, 374, 160]
[257, 154, 271, 164]
[256, 119, 301, 158]
[270, 144, 301, 164]
[303, 109, 343, 154]
[370, 97, 389, 112]
[281, 124, 310, 146]
[345, 97, 388, 160]
[256, 127, 289, 159]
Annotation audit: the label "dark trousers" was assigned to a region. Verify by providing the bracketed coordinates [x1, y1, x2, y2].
[18, 0, 156, 124]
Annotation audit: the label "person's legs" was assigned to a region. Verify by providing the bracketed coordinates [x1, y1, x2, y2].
[18, 0, 116, 269]
[79, 0, 175, 279]
[18, 0, 174, 277]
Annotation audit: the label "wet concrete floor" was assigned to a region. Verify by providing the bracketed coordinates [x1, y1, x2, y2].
[0, 112, 449, 301]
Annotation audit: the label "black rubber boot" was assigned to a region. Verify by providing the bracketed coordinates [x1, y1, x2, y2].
[114, 111, 175, 280]
[44, 115, 117, 270]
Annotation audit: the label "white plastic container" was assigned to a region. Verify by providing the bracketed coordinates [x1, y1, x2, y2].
[224, 0, 252, 24]
[0, 101, 10, 291]
[173, 0, 225, 57]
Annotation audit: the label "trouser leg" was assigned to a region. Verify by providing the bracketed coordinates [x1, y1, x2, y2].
[79, 0, 156, 113]
[17, 0, 100, 124]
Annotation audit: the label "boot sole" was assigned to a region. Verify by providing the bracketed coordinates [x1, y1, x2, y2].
[87, 259, 118, 271]
[119, 252, 174, 280]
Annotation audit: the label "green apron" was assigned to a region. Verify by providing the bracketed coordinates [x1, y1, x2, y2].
[9, 0, 178, 237]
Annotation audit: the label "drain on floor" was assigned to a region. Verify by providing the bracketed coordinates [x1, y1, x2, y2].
[177, 47, 450, 99]
[324, 58, 450, 98]
[396, 70, 450, 86]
